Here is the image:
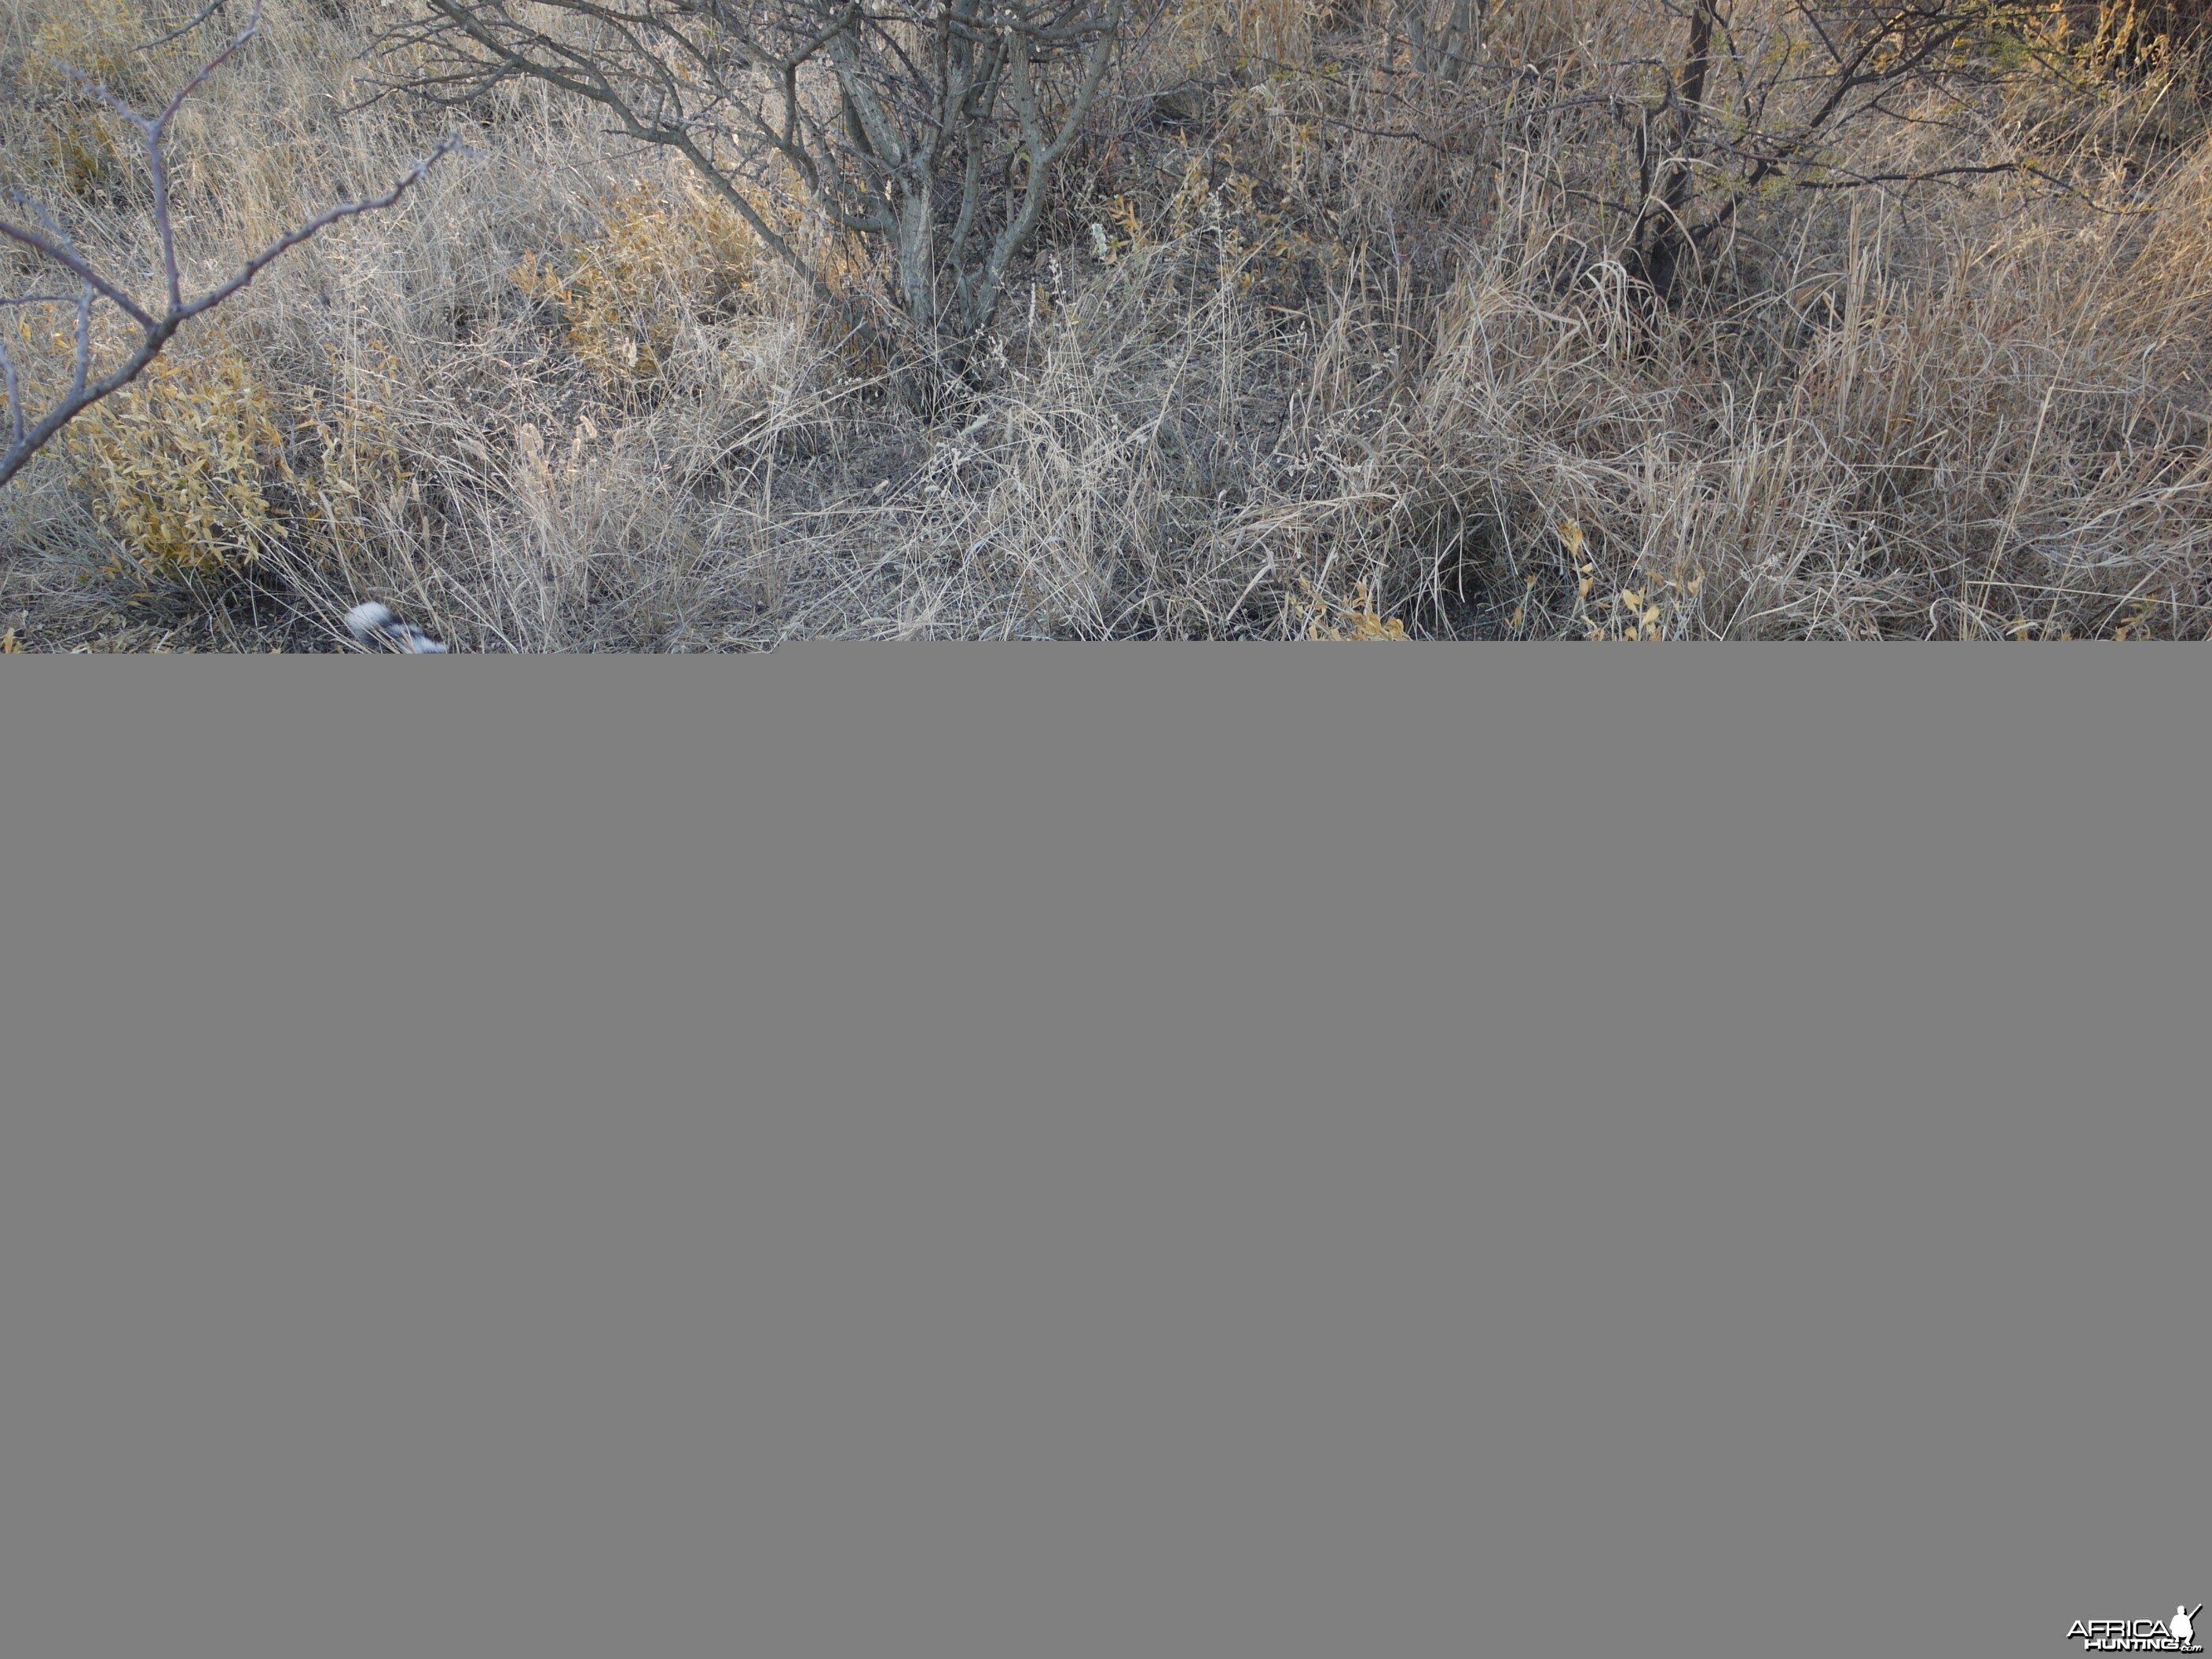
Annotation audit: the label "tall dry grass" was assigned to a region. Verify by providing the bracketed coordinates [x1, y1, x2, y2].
[3, 0, 2210, 646]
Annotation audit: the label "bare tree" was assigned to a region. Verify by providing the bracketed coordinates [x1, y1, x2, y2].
[380, 0, 1135, 350]
[1613, 0, 2035, 305]
[0, 0, 463, 490]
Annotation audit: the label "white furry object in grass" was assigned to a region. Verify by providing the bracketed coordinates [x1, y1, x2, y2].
[346, 602, 448, 654]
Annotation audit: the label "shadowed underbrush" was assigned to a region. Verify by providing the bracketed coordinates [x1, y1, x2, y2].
[5, 0, 2212, 646]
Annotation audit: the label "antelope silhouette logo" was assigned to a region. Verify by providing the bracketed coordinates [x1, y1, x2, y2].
[2070, 1605, 2207, 1650]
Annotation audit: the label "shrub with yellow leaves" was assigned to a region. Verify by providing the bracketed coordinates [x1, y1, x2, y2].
[20, 0, 182, 200]
[512, 177, 766, 394]
[24, 0, 169, 97]
[2108, 596, 2163, 640]
[1554, 520, 1704, 641]
[1299, 578, 1409, 639]
[53, 328, 412, 584]
[62, 346, 291, 580]
[1090, 144, 1347, 309]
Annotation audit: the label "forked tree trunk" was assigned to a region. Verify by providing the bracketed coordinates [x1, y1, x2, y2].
[1402, 0, 1483, 82]
[1631, 0, 1717, 306]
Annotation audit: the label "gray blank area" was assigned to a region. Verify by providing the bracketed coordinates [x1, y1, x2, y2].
[3, 653, 2205, 1659]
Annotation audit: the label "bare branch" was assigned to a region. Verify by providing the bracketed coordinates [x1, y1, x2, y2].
[174, 137, 471, 325]
[0, 11, 467, 489]
[0, 208, 159, 329]
[137, 0, 239, 55]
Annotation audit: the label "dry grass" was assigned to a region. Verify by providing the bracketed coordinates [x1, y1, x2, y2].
[4, 0, 2212, 646]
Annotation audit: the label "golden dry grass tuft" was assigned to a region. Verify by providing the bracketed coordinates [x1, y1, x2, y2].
[4, 0, 2212, 646]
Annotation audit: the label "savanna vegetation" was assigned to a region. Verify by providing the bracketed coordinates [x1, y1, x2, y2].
[4, 0, 2210, 646]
